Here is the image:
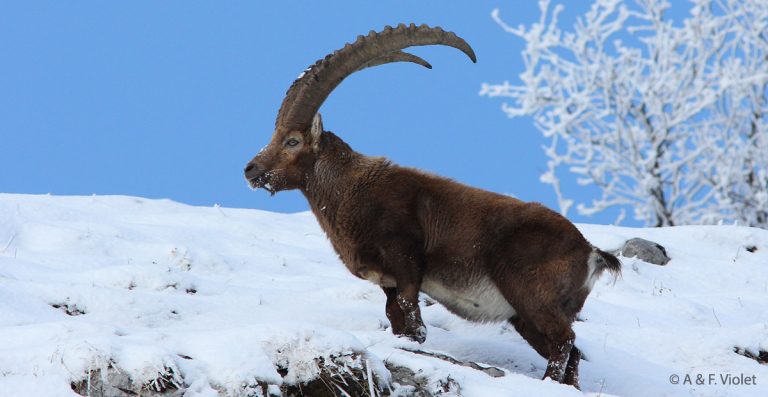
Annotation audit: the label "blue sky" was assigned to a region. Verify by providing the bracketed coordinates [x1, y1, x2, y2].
[1, 1, 654, 225]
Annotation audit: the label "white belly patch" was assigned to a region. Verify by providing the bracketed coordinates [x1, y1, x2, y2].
[358, 269, 396, 288]
[421, 276, 516, 323]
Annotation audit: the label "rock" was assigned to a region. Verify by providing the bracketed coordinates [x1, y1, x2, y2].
[734, 347, 768, 364]
[385, 364, 427, 395]
[619, 238, 670, 265]
[279, 354, 379, 397]
[398, 348, 505, 378]
[385, 362, 465, 397]
[71, 364, 181, 397]
[70, 350, 485, 397]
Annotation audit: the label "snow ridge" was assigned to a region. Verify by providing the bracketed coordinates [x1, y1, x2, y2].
[0, 194, 766, 396]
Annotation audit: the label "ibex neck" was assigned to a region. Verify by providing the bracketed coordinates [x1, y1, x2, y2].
[300, 133, 388, 231]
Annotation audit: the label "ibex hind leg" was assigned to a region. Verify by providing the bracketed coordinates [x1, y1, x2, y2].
[508, 316, 550, 359]
[563, 345, 581, 389]
[560, 282, 588, 388]
[509, 313, 576, 385]
[537, 314, 575, 384]
[498, 259, 581, 385]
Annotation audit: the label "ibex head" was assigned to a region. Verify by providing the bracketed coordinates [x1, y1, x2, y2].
[244, 23, 476, 194]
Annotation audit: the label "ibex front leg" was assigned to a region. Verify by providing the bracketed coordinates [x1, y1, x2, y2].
[395, 282, 426, 343]
[382, 287, 406, 336]
[380, 242, 426, 343]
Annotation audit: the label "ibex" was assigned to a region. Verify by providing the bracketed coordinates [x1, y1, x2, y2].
[244, 24, 620, 388]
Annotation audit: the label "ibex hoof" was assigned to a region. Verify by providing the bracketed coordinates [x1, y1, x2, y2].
[398, 333, 425, 343]
[403, 325, 427, 343]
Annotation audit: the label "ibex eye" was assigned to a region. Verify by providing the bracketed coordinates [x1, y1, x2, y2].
[286, 138, 299, 147]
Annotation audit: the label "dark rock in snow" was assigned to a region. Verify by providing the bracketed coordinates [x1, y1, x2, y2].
[71, 364, 181, 397]
[51, 302, 86, 316]
[734, 347, 768, 364]
[399, 348, 505, 378]
[68, 351, 488, 397]
[619, 238, 670, 265]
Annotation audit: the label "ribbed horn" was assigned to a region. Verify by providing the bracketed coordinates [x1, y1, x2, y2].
[275, 23, 476, 132]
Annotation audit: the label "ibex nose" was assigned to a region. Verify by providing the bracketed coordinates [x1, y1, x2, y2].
[244, 162, 264, 179]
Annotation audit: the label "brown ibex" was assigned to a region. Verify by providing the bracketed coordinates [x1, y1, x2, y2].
[244, 24, 620, 388]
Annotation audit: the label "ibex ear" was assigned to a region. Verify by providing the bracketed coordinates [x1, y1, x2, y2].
[309, 113, 324, 144]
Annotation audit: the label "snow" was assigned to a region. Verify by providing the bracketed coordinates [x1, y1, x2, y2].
[1, 193, 767, 396]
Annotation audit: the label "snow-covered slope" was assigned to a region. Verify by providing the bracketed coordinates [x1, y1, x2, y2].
[0, 194, 766, 397]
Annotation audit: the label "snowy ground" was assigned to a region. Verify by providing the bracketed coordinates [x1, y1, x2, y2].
[0, 193, 766, 397]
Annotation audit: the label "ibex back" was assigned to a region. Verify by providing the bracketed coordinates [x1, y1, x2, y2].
[244, 24, 620, 389]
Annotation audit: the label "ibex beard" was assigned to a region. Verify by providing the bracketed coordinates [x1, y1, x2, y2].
[244, 23, 621, 389]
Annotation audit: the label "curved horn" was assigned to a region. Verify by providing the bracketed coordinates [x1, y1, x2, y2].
[358, 51, 432, 71]
[276, 23, 476, 132]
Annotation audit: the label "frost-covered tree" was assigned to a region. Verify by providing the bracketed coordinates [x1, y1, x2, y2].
[481, 0, 768, 227]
